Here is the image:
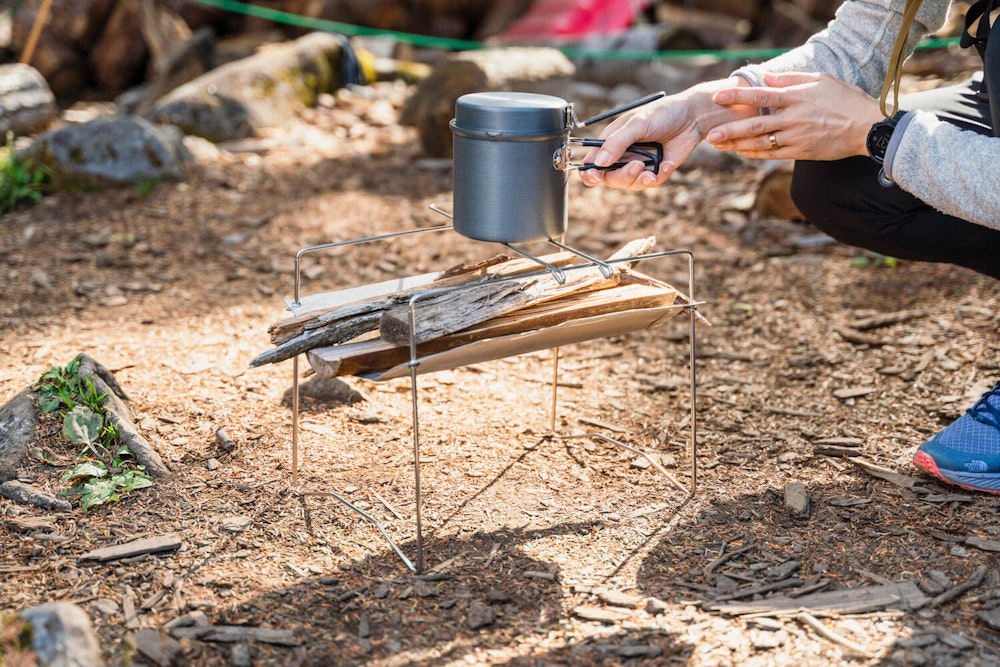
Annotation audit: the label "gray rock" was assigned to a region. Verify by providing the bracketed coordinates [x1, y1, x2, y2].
[0, 389, 38, 483]
[20, 602, 102, 667]
[132, 628, 182, 667]
[148, 32, 352, 142]
[466, 601, 495, 630]
[21, 116, 188, 190]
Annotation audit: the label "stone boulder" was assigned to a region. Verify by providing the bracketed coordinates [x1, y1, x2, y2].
[20, 116, 189, 190]
[147, 31, 358, 142]
[0, 390, 38, 483]
[20, 603, 102, 667]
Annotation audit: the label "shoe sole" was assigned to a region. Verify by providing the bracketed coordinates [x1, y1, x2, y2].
[913, 451, 1000, 495]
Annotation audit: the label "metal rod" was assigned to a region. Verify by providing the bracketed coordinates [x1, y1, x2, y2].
[292, 225, 452, 305]
[502, 243, 567, 284]
[292, 356, 300, 489]
[296, 489, 416, 572]
[549, 347, 561, 434]
[546, 238, 615, 279]
[408, 297, 425, 574]
[687, 252, 699, 494]
[428, 202, 453, 220]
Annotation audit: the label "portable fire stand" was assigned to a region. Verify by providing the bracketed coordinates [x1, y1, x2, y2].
[285, 225, 702, 573]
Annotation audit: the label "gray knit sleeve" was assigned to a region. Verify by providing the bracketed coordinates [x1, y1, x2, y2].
[737, 0, 951, 95]
[736, 0, 1000, 231]
[887, 113, 1000, 231]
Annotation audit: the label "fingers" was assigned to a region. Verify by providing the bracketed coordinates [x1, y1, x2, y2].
[706, 117, 777, 150]
[579, 158, 678, 190]
[706, 122, 790, 158]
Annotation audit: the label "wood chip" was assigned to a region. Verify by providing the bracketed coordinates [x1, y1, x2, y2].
[572, 605, 631, 623]
[832, 387, 875, 399]
[966, 536, 1000, 552]
[784, 482, 809, 518]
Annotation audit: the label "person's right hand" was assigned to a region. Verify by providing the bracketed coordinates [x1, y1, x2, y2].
[578, 94, 700, 190]
[579, 77, 758, 191]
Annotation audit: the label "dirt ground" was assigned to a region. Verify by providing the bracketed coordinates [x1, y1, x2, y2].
[1, 70, 1000, 667]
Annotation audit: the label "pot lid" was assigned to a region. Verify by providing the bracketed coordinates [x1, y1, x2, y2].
[453, 92, 567, 134]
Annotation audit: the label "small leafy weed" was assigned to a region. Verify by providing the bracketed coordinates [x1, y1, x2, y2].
[34, 356, 154, 509]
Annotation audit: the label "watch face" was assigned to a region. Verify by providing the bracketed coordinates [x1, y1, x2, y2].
[868, 123, 894, 162]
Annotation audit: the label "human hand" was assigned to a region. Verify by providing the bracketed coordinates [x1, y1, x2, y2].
[706, 72, 887, 161]
[577, 94, 702, 190]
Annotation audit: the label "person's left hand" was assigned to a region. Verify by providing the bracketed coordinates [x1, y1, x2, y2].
[705, 72, 887, 161]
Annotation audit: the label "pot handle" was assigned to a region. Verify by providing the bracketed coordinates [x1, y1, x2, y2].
[572, 91, 665, 128]
[554, 138, 663, 175]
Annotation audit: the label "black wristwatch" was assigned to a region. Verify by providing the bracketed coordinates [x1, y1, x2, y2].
[866, 110, 907, 164]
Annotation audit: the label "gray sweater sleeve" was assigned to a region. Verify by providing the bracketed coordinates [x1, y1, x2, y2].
[737, 0, 1000, 232]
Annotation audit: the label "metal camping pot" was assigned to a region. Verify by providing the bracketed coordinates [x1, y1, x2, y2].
[449, 91, 664, 243]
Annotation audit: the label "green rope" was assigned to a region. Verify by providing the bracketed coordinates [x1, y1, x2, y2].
[183, 0, 961, 62]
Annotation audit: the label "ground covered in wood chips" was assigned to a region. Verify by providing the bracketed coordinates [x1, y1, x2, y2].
[1, 76, 1000, 667]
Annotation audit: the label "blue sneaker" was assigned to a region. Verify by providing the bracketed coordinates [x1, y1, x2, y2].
[913, 382, 1000, 494]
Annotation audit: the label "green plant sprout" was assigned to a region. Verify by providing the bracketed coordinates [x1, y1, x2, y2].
[34, 356, 154, 510]
[0, 131, 47, 214]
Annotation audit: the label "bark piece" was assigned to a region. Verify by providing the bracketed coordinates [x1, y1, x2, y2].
[77, 355, 170, 477]
[80, 534, 182, 562]
[168, 625, 299, 646]
[0, 480, 72, 512]
[711, 580, 929, 615]
[784, 482, 810, 518]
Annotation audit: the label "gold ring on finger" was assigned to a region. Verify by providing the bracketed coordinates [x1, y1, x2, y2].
[769, 133, 779, 150]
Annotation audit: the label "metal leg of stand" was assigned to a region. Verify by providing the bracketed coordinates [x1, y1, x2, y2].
[290, 354, 418, 572]
[543, 256, 699, 497]
[408, 350, 425, 574]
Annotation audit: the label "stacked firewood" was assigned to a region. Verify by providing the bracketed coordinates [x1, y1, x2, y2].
[251, 237, 702, 379]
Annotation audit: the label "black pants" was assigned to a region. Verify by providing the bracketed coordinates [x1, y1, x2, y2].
[790, 75, 1000, 279]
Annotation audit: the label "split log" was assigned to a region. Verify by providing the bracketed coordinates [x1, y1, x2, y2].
[399, 46, 576, 157]
[308, 274, 680, 378]
[266, 250, 583, 345]
[250, 311, 383, 368]
[253, 237, 674, 369]
[253, 252, 582, 366]
[378, 237, 657, 345]
[378, 265, 619, 345]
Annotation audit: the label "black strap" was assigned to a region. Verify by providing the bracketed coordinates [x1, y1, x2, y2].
[961, 0, 1000, 136]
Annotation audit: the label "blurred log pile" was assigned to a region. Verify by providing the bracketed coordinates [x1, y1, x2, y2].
[2, 0, 847, 103]
[0, 0, 535, 100]
[654, 0, 842, 50]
